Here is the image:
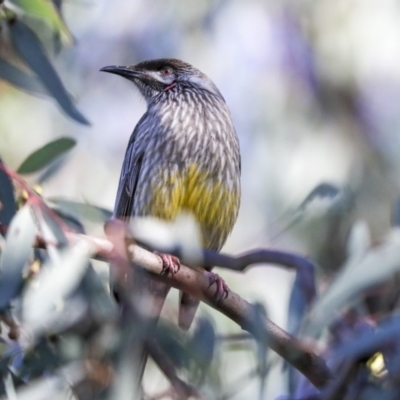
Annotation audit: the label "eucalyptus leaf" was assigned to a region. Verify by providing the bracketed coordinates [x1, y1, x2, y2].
[0, 206, 36, 310]
[304, 227, 400, 336]
[0, 159, 17, 228]
[270, 183, 354, 243]
[19, 338, 60, 379]
[188, 317, 216, 370]
[48, 198, 112, 224]
[287, 275, 309, 335]
[22, 240, 95, 334]
[53, 208, 86, 234]
[0, 57, 47, 95]
[4, 373, 17, 400]
[155, 322, 188, 369]
[332, 318, 384, 365]
[298, 182, 341, 212]
[37, 156, 68, 184]
[31, 203, 64, 264]
[11, 0, 72, 46]
[52, 0, 62, 13]
[15, 362, 85, 399]
[17, 137, 76, 174]
[8, 20, 89, 125]
[34, 203, 68, 248]
[80, 265, 117, 321]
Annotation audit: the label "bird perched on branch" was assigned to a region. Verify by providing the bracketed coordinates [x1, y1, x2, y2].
[101, 58, 241, 330]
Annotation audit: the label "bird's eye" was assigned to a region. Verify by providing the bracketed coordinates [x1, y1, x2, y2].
[160, 67, 173, 76]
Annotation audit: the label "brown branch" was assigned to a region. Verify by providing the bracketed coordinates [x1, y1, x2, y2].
[101, 220, 331, 389]
[26, 221, 316, 306]
[63, 225, 317, 305]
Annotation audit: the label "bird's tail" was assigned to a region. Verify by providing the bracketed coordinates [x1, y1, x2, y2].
[179, 292, 201, 330]
[112, 269, 171, 391]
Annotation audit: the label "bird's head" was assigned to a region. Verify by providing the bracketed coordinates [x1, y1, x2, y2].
[100, 58, 222, 103]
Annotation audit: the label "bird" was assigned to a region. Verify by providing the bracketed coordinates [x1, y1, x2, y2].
[101, 58, 241, 330]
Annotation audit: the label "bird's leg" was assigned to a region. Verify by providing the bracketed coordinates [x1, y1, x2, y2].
[207, 271, 229, 302]
[155, 252, 180, 275]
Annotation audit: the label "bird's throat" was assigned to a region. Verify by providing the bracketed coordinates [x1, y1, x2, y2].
[164, 82, 177, 91]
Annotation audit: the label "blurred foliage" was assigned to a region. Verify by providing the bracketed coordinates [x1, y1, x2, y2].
[0, 0, 88, 124]
[0, 159, 16, 227]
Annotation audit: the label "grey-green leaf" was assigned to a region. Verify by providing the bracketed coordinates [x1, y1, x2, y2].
[304, 226, 400, 337]
[17, 137, 76, 174]
[52, 0, 63, 12]
[8, 19, 89, 125]
[0, 206, 36, 310]
[22, 241, 94, 334]
[48, 198, 112, 224]
[0, 57, 47, 95]
[0, 159, 17, 227]
[32, 203, 68, 247]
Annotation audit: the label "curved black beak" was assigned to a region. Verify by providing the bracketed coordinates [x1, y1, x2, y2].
[100, 65, 141, 79]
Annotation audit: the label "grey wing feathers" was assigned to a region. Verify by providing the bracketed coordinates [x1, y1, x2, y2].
[113, 126, 144, 219]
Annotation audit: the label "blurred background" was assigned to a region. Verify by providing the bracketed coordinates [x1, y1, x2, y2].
[2, 0, 400, 398]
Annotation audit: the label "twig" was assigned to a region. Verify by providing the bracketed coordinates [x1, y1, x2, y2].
[146, 339, 200, 399]
[183, 247, 316, 305]
[321, 360, 358, 400]
[216, 333, 253, 342]
[0, 312, 19, 340]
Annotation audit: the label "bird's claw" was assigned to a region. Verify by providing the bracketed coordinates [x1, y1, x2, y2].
[207, 272, 229, 302]
[155, 252, 180, 275]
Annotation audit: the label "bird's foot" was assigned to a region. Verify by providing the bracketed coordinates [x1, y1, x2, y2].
[155, 252, 180, 275]
[207, 272, 229, 302]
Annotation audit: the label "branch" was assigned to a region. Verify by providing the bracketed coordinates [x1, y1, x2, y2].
[99, 220, 330, 389]
[64, 228, 317, 306]
[145, 339, 199, 399]
[321, 360, 358, 400]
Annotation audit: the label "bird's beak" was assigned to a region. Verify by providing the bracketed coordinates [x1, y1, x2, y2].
[100, 65, 142, 79]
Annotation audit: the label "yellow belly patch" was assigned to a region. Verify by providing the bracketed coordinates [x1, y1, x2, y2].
[148, 164, 239, 249]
